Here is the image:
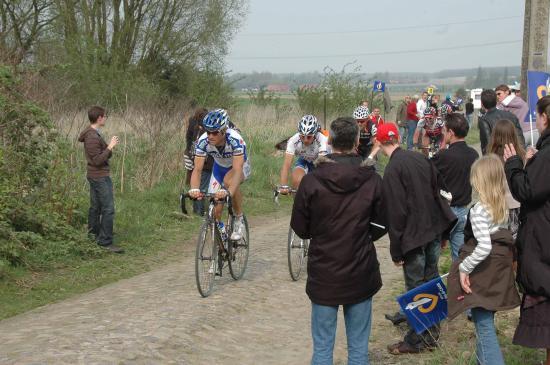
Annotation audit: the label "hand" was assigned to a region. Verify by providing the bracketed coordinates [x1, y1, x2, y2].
[214, 189, 228, 201]
[459, 272, 472, 294]
[393, 260, 404, 267]
[279, 186, 290, 195]
[503, 143, 517, 162]
[108, 136, 120, 150]
[188, 189, 202, 200]
[526, 146, 537, 160]
[370, 142, 381, 156]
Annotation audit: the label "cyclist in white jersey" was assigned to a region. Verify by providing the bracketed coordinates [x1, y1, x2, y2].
[279, 115, 328, 194]
[189, 109, 250, 240]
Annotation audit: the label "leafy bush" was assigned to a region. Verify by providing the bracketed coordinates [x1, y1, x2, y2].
[0, 66, 102, 278]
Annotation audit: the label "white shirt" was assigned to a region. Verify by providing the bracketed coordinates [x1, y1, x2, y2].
[285, 132, 329, 163]
[195, 129, 247, 168]
[416, 99, 427, 119]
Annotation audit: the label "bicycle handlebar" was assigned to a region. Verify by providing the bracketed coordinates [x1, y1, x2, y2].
[273, 186, 298, 205]
[180, 190, 231, 215]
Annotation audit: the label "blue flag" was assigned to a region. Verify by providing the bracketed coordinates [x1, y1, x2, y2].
[527, 71, 550, 123]
[397, 276, 448, 334]
[373, 80, 385, 92]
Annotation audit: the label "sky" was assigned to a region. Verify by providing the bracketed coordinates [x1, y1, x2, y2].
[226, 0, 550, 74]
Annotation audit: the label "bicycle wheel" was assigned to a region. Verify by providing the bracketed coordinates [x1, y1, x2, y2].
[228, 214, 250, 280]
[288, 227, 307, 281]
[195, 220, 219, 297]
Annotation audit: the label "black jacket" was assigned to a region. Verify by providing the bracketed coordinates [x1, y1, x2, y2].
[505, 129, 550, 298]
[432, 141, 479, 207]
[382, 148, 457, 262]
[291, 154, 386, 306]
[479, 107, 526, 154]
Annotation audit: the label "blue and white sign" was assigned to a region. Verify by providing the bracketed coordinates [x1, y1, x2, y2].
[373, 80, 385, 92]
[527, 71, 550, 123]
[397, 276, 448, 334]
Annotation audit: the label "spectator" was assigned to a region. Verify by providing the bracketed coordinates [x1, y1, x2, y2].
[361, 99, 369, 110]
[496, 84, 538, 146]
[465, 98, 474, 128]
[429, 94, 440, 108]
[442, 94, 457, 112]
[184, 108, 210, 215]
[416, 92, 428, 119]
[479, 89, 525, 154]
[291, 117, 386, 365]
[487, 119, 527, 240]
[504, 95, 550, 365]
[406, 95, 419, 150]
[78, 106, 124, 253]
[369, 107, 385, 127]
[396, 95, 410, 145]
[432, 113, 479, 260]
[447, 155, 520, 365]
[372, 123, 456, 355]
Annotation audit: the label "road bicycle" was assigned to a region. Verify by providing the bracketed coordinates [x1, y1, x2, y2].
[181, 191, 250, 297]
[274, 186, 309, 281]
[418, 134, 443, 159]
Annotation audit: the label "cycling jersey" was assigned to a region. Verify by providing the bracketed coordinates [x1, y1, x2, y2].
[195, 129, 247, 168]
[417, 117, 445, 137]
[285, 132, 328, 163]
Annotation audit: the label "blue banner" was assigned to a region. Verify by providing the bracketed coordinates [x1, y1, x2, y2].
[397, 276, 448, 334]
[373, 80, 385, 92]
[527, 71, 550, 123]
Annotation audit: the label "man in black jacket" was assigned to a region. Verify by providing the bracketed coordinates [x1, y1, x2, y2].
[432, 113, 479, 260]
[291, 117, 386, 365]
[372, 123, 457, 355]
[479, 89, 526, 154]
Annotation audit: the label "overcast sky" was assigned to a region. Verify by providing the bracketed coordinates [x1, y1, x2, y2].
[226, 0, 550, 74]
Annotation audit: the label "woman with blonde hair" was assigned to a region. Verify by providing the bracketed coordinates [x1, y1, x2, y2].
[487, 119, 528, 239]
[505, 95, 550, 365]
[447, 154, 520, 365]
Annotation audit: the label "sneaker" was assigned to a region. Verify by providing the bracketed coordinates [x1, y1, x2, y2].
[101, 244, 125, 254]
[230, 216, 244, 241]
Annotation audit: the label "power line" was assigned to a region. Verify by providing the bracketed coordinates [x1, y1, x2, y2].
[239, 15, 522, 37]
[228, 40, 523, 60]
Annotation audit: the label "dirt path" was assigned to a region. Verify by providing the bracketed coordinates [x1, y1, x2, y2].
[0, 214, 441, 364]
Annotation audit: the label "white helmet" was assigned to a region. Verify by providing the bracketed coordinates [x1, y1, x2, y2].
[353, 106, 370, 120]
[298, 115, 319, 135]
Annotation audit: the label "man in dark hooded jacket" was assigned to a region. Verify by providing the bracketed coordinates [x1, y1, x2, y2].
[291, 117, 386, 365]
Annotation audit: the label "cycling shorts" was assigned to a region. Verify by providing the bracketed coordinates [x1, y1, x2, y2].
[294, 157, 315, 174]
[208, 160, 251, 193]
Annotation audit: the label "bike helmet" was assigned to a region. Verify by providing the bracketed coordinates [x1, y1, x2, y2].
[298, 115, 319, 135]
[353, 105, 370, 120]
[203, 108, 230, 131]
[424, 106, 437, 117]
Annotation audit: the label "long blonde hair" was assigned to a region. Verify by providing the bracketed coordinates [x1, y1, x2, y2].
[470, 154, 508, 224]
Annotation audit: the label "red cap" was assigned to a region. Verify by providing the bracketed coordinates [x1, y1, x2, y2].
[376, 123, 399, 142]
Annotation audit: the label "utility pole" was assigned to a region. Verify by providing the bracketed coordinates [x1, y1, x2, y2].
[520, 0, 550, 98]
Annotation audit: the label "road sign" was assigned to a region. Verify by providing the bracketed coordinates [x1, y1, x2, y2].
[373, 80, 385, 92]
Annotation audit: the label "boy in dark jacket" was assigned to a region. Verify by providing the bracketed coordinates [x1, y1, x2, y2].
[291, 117, 386, 365]
[373, 123, 456, 355]
[78, 106, 123, 253]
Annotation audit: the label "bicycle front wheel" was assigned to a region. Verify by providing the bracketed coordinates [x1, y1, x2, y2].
[195, 221, 219, 297]
[288, 227, 307, 281]
[228, 215, 250, 280]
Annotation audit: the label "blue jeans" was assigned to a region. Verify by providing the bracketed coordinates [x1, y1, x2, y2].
[449, 206, 468, 261]
[471, 308, 505, 365]
[311, 298, 373, 365]
[406, 120, 418, 150]
[465, 114, 473, 128]
[403, 239, 441, 291]
[87, 176, 115, 246]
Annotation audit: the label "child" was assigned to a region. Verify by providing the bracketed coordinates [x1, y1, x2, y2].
[447, 154, 520, 365]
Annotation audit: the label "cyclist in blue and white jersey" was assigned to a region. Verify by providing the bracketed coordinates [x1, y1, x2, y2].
[189, 109, 251, 240]
[279, 115, 328, 194]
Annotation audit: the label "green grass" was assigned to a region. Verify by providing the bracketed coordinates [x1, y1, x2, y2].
[465, 127, 481, 146]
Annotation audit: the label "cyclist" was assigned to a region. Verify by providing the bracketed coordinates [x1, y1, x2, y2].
[353, 105, 377, 159]
[438, 104, 453, 122]
[189, 109, 251, 240]
[413, 106, 446, 156]
[279, 115, 328, 194]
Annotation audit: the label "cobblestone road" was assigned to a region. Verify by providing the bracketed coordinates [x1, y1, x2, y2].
[0, 215, 421, 365]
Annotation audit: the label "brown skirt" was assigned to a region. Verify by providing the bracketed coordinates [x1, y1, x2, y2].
[513, 296, 550, 349]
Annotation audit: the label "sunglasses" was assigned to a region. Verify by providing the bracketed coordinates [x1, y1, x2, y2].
[206, 130, 221, 136]
[356, 119, 369, 124]
[299, 134, 314, 140]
